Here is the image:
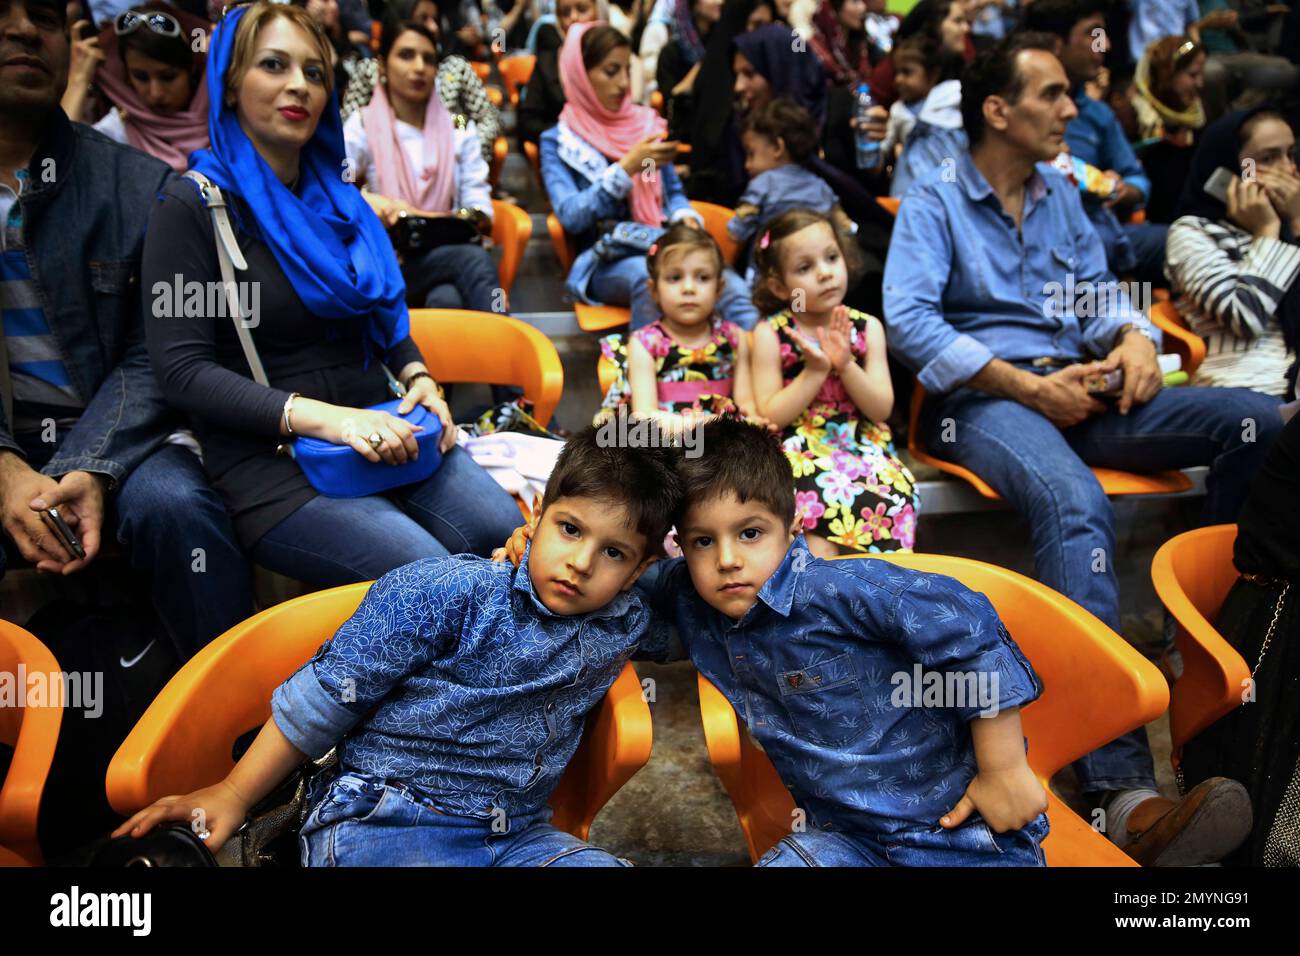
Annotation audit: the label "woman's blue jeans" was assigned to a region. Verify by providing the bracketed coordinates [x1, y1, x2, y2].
[252, 445, 521, 587]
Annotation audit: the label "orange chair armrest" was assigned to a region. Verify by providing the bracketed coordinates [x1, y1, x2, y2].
[1149, 302, 1206, 378]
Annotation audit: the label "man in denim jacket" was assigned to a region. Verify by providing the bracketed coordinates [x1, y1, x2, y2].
[0, 0, 253, 660]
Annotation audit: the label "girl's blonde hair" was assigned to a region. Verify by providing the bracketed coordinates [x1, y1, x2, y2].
[222, 2, 336, 107]
[647, 221, 725, 283]
[752, 208, 862, 315]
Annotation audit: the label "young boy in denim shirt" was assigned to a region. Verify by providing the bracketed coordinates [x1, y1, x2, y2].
[113, 428, 680, 867]
[655, 416, 1051, 865]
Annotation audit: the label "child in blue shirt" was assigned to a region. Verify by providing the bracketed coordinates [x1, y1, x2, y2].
[653, 416, 1050, 865]
[113, 427, 681, 867]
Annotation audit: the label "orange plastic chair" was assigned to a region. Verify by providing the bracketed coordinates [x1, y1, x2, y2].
[876, 195, 901, 216]
[106, 584, 653, 844]
[488, 136, 509, 189]
[489, 199, 532, 297]
[0, 620, 63, 866]
[523, 140, 543, 190]
[499, 53, 535, 107]
[650, 90, 665, 116]
[1150, 524, 1247, 777]
[907, 380, 1194, 499]
[485, 85, 504, 108]
[543, 214, 630, 331]
[689, 200, 742, 267]
[1149, 299, 1206, 378]
[471, 60, 492, 82]
[698, 552, 1168, 865]
[407, 308, 564, 425]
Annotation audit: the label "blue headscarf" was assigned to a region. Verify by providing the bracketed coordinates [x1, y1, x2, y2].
[189, 4, 409, 356]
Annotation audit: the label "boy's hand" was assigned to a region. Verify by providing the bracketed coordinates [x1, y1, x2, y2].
[940, 764, 1048, 833]
[491, 522, 534, 567]
[110, 779, 253, 850]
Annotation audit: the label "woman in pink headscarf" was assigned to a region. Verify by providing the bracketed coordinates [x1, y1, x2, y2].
[342, 17, 501, 313]
[539, 21, 758, 331]
[67, 4, 212, 173]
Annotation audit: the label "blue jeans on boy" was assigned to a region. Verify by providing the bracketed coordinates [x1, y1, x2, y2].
[252, 445, 521, 587]
[757, 813, 1049, 867]
[921, 382, 1283, 794]
[299, 770, 628, 866]
[588, 254, 760, 332]
[2, 439, 255, 663]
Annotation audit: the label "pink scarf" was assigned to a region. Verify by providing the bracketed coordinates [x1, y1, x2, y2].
[93, 5, 211, 173]
[558, 21, 667, 226]
[360, 75, 457, 214]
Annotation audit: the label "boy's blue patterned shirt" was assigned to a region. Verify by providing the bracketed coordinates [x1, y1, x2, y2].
[641, 536, 1042, 835]
[271, 548, 648, 819]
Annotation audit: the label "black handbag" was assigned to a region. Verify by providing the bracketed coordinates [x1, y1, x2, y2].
[389, 212, 480, 257]
[87, 824, 217, 868]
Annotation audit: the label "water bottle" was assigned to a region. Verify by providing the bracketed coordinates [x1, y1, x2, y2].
[854, 83, 882, 171]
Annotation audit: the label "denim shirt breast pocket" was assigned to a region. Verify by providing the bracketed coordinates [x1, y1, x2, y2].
[89, 258, 140, 360]
[1045, 247, 1079, 333]
[775, 652, 870, 748]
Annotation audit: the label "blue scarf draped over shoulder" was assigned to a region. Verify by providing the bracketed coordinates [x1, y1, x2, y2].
[188, 5, 409, 356]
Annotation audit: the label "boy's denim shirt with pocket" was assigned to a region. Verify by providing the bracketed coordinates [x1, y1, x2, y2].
[641, 536, 1043, 837]
[271, 546, 648, 820]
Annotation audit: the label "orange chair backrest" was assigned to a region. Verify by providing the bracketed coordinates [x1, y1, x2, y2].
[546, 213, 577, 274]
[1150, 524, 1247, 766]
[490, 199, 533, 296]
[688, 201, 742, 267]
[523, 141, 543, 191]
[876, 196, 901, 216]
[408, 308, 564, 426]
[500, 53, 536, 105]
[1149, 299, 1206, 378]
[0, 620, 63, 865]
[471, 60, 492, 82]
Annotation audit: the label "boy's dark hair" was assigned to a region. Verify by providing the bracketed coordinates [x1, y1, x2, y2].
[751, 208, 863, 315]
[541, 425, 683, 557]
[647, 220, 724, 282]
[743, 97, 821, 164]
[1019, 0, 1109, 41]
[960, 32, 1060, 147]
[674, 416, 794, 528]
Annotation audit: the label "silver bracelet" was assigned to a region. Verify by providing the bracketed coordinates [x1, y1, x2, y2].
[283, 392, 301, 436]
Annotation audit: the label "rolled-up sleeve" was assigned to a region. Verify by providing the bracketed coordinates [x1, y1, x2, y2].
[890, 575, 1042, 722]
[883, 189, 995, 393]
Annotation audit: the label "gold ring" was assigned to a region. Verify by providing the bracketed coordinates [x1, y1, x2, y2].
[368, 432, 383, 449]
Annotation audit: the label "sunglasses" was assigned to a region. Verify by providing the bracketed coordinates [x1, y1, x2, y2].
[114, 10, 182, 37]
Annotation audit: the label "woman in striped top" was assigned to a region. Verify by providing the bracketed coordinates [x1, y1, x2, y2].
[1165, 108, 1300, 399]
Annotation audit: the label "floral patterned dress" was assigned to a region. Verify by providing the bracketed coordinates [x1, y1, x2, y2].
[767, 309, 919, 552]
[597, 317, 743, 418]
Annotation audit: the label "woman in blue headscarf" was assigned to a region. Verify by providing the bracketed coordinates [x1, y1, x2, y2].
[142, 1, 520, 588]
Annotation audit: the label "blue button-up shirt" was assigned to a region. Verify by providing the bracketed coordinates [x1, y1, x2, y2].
[882, 151, 1153, 394]
[271, 548, 648, 818]
[1065, 89, 1151, 203]
[1127, 0, 1200, 64]
[641, 537, 1042, 835]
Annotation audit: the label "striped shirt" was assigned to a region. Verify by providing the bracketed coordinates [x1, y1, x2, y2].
[1165, 215, 1300, 397]
[1, 169, 83, 441]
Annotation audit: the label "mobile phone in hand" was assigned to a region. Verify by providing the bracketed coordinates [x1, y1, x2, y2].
[41, 507, 86, 560]
[1085, 369, 1125, 399]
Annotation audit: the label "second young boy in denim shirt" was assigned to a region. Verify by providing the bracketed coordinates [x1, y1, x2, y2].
[113, 428, 680, 866]
[648, 417, 1050, 866]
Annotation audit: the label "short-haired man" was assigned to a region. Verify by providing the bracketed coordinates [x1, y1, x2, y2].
[0, 0, 253, 659]
[884, 33, 1282, 864]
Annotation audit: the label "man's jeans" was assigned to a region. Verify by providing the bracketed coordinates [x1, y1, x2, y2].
[922, 383, 1283, 794]
[252, 445, 522, 587]
[1, 441, 256, 664]
[588, 255, 760, 331]
[299, 771, 629, 866]
[757, 813, 1049, 867]
[402, 242, 502, 313]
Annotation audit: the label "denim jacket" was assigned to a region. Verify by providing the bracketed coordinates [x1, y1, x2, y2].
[0, 111, 176, 487]
[641, 537, 1042, 836]
[538, 123, 697, 305]
[271, 547, 650, 820]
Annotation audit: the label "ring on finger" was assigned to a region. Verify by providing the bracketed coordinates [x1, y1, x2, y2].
[368, 432, 384, 450]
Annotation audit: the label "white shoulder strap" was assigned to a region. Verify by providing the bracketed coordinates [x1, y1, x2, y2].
[183, 170, 268, 387]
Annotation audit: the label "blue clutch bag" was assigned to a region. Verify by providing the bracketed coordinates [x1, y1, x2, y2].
[289, 399, 444, 498]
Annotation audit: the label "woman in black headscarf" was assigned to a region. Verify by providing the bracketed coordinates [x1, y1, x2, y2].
[1165, 106, 1300, 399]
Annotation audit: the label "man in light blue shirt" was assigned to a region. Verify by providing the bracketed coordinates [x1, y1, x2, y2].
[884, 33, 1278, 866]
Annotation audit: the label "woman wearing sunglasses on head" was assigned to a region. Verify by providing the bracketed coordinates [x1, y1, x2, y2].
[141, 1, 520, 587]
[62, 4, 213, 172]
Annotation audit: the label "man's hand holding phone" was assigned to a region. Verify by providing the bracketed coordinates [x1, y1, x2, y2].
[28, 470, 107, 574]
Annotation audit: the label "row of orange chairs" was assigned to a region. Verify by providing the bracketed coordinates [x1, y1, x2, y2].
[1, 517, 1249, 866]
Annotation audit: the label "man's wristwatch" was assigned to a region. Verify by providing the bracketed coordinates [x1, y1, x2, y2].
[1114, 323, 1154, 349]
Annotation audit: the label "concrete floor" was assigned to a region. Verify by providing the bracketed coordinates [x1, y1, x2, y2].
[0, 101, 1185, 866]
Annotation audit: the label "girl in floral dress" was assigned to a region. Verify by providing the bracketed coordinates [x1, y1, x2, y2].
[750, 209, 918, 558]
[597, 224, 759, 430]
